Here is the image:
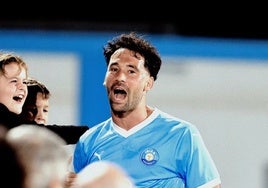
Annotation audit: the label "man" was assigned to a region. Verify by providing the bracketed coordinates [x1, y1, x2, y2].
[72, 32, 221, 187]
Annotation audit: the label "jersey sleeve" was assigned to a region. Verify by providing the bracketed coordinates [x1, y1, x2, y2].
[182, 125, 221, 187]
[73, 138, 88, 173]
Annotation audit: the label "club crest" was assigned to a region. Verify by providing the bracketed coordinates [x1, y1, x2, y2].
[140, 148, 159, 165]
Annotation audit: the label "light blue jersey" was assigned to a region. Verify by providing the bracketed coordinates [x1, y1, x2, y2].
[73, 108, 221, 188]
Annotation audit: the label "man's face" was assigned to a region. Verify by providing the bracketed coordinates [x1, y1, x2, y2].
[0, 62, 28, 114]
[103, 48, 153, 113]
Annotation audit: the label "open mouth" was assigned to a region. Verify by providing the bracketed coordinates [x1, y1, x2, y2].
[13, 94, 24, 103]
[113, 87, 127, 100]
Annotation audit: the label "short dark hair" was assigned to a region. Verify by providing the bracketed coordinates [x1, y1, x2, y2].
[20, 79, 50, 123]
[103, 32, 162, 81]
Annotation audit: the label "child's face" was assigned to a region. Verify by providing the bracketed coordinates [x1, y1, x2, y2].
[34, 92, 49, 125]
[0, 62, 28, 114]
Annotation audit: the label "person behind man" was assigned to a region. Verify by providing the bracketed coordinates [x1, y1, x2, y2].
[19, 78, 77, 173]
[21, 77, 88, 144]
[6, 124, 69, 188]
[0, 52, 89, 144]
[0, 52, 28, 129]
[20, 78, 50, 125]
[72, 32, 221, 188]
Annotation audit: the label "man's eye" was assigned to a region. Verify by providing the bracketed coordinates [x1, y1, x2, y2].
[128, 70, 135, 74]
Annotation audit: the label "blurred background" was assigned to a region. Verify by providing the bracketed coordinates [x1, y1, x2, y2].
[0, 14, 268, 188]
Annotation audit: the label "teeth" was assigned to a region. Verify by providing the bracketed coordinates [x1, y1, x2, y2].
[18, 94, 24, 99]
[13, 94, 24, 101]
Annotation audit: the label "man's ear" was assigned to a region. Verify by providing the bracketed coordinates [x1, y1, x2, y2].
[144, 76, 154, 91]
